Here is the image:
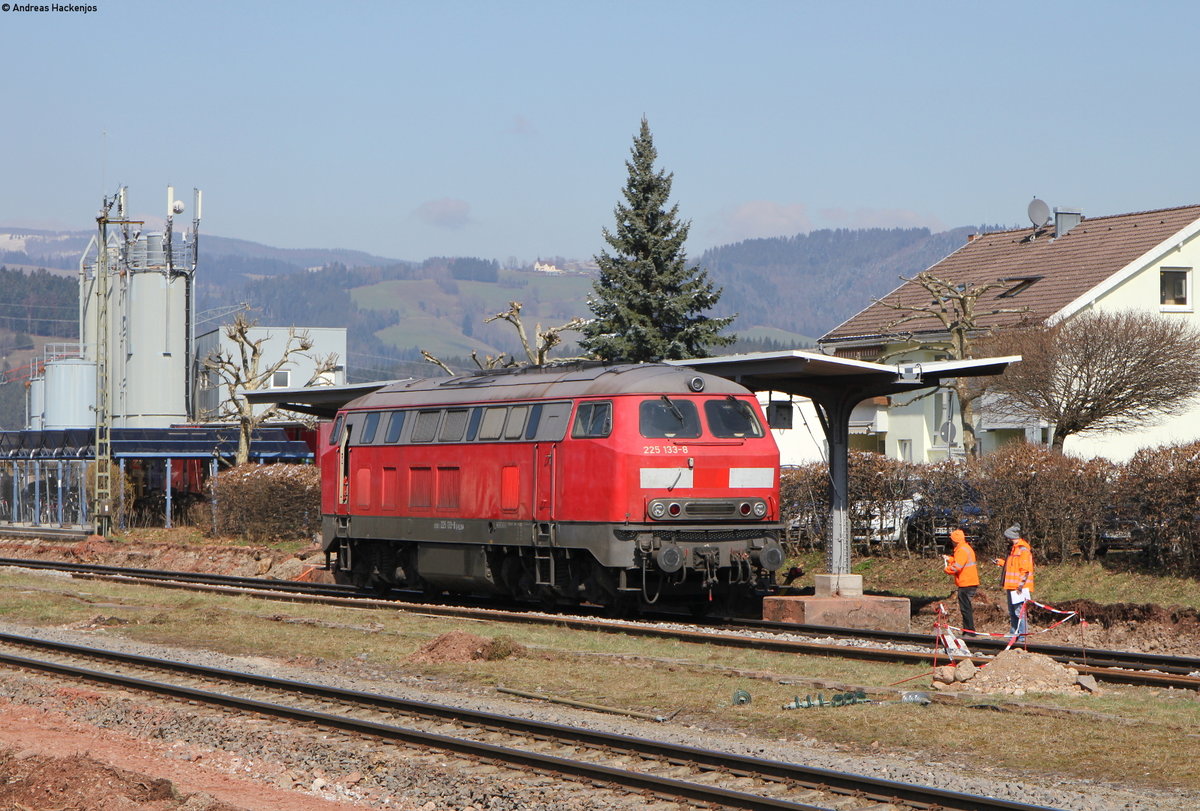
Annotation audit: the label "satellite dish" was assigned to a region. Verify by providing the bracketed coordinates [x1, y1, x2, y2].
[1028, 197, 1051, 228]
[172, 200, 185, 215]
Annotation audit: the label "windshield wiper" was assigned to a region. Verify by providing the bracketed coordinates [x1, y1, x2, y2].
[660, 395, 685, 423]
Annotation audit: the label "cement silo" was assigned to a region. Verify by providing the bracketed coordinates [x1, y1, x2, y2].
[26, 377, 44, 430]
[43, 358, 96, 429]
[77, 187, 201, 429]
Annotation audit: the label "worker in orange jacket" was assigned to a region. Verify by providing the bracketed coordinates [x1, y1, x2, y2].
[942, 528, 979, 635]
[994, 524, 1035, 640]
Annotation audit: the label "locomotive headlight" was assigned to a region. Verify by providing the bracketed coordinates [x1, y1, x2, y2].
[668, 502, 682, 517]
[752, 501, 767, 518]
[649, 501, 667, 519]
[739, 502, 752, 516]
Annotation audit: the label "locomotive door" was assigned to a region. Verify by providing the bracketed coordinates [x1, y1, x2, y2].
[534, 443, 556, 522]
[337, 424, 352, 511]
[532, 442, 558, 587]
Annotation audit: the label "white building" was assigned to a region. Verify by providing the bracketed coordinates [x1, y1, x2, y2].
[195, 325, 347, 421]
[818, 204, 1200, 461]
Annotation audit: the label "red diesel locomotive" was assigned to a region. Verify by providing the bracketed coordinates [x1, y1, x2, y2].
[319, 362, 785, 609]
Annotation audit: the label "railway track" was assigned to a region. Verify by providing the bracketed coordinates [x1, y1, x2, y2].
[2, 556, 1198, 690]
[0, 631, 1060, 811]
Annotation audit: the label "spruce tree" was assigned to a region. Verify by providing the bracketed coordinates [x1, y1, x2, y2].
[580, 118, 734, 362]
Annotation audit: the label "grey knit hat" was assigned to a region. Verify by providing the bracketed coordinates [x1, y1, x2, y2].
[1004, 524, 1021, 540]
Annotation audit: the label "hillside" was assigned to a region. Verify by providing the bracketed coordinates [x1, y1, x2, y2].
[699, 226, 992, 339]
[0, 223, 991, 381]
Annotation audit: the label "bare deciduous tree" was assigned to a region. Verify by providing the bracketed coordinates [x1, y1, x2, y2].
[874, 272, 1030, 455]
[982, 310, 1200, 452]
[203, 314, 339, 465]
[422, 301, 587, 374]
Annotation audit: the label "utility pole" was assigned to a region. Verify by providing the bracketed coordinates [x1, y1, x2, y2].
[92, 190, 141, 536]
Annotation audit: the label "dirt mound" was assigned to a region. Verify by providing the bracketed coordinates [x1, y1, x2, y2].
[961, 649, 1082, 695]
[0, 749, 240, 810]
[408, 630, 525, 663]
[1049, 599, 1200, 627]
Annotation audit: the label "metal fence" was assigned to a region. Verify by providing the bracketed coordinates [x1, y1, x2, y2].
[0, 459, 89, 528]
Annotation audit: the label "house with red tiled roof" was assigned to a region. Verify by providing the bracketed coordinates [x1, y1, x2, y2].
[818, 204, 1200, 461]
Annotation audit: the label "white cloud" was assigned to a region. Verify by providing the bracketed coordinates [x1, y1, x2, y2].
[413, 198, 473, 230]
[509, 115, 536, 136]
[816, 206, 945, 232]
[709, 201, 812, 244]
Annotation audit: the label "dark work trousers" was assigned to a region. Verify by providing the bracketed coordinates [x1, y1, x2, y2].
[956, 586, 977, 635]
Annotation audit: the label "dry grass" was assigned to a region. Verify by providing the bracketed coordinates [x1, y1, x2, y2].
[787, 551, 1200, 610]
[1, 568, 1198, 791]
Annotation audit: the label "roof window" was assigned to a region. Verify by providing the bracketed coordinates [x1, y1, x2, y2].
[997, 276, 1042, 298]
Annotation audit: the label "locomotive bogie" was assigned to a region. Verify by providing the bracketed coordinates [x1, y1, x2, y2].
[320, 363, 786, 608]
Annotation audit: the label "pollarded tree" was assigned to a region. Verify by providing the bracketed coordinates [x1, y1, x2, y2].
[984, 310, 1200, 452]
[579, 118, 734, 362]
[874, 271, 1030, 456]
[203, 313, 339, 466]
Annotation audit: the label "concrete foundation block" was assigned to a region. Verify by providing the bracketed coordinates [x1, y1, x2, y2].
[762, 594, 911, 632]
[813, 573, 863, 597]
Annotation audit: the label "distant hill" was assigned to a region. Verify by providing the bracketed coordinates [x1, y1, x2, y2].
[698, 226, 1001, 338]
[1, 223, 997, 380]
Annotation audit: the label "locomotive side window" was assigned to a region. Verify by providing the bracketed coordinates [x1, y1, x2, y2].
[466, 407, 483, 440]
[704, 398, 764, 438]
[504, 406, 529, 440]
[529, 401, 572, 441]
[360, 412, 382, 444]
[572, 401, 612, 438]
[440, 409, 470, 441]
[329, 415, 345, 445]
[478, 407, 507, 440]
[640, 397, 701, 439]
[384, 411, 406, 443]
[523, 404, 543, 440]
[412, 410, 441, 442]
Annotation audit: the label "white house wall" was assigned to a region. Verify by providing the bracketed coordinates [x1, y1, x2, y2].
[196, 326, 347, 421]
[1059, 232, 1200, 460]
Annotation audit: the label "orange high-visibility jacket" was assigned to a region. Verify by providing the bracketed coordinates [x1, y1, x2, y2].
[1000, 538, 1034, 592]
[944, 540, 979, 587]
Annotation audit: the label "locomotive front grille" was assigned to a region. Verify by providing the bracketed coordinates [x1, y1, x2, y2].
[683, 501, 736, 517]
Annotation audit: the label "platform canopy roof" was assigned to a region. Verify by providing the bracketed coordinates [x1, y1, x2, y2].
[241, 380, 406, 419]
[667, 350, 1021, 402]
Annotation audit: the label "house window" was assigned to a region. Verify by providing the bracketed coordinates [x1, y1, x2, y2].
[1161, 268, 1191, 310]
[271, 370, 291, 388]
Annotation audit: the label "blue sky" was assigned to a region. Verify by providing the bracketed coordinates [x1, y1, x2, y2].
[1, 1, 1197, 264]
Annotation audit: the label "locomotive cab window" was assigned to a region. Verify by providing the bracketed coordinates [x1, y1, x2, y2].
[640, 397, 701, 439]
[360, 412, 382, 444]
[572, 401, 612, 438]
[329, 414, 345, 445]
[384, 411, 406, 443]
[704, 398, 764, 438]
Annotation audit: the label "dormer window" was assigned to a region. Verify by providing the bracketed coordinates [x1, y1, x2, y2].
[1161, 268, 1191, 311]
[998, 276, 1042, 298]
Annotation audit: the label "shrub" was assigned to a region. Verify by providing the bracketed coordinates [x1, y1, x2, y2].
[210, 464, 320, 543]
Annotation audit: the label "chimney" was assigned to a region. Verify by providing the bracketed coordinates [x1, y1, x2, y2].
[966, 233, 979, 244]
[1054, 207, 1082, 237]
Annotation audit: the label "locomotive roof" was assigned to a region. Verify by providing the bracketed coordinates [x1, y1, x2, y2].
[346, 363, 751, 410]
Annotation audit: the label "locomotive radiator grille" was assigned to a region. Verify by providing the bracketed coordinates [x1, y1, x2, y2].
[683, 501, 736, 517]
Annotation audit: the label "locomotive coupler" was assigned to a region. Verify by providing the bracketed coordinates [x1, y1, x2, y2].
[695, 546, 719, 589]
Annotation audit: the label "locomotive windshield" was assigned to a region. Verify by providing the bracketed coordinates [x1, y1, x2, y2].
[640, 397, 702, 438]
[704, 398, 764, 438]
